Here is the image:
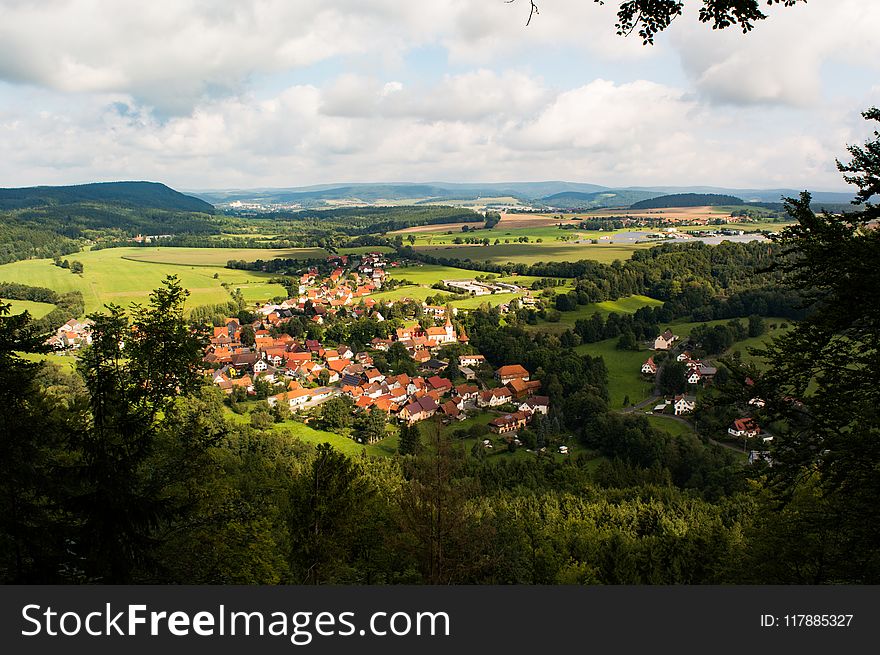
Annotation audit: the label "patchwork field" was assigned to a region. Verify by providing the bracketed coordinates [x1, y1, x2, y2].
[0, 248, 286, 315]
[417, 241, 655, 265]
[2, 298, 56, 318]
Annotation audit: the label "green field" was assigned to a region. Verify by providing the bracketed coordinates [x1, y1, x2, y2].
[645, 414, 695, 438]
[368, 286, 437, 303]
[418, 241, 654, 265]
[532, 294, 663, 334]
[2, 298, 56, 318]
[225, 406, 394, 457]
[386, 263, 478, 285]
[122, 247, 327, 266]
[0, 248, 286, 315]
[338, 246, 395, 255]
[449, 292, 521, 310]
[576, 338, 655, 408]
[729, 322, 793, 368]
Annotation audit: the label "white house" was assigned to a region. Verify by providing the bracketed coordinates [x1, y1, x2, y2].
[673, 394, 696, 415]
[654, 329, 677, 350]
[729, 418, 760, 438]
[641, 356, 657, 375]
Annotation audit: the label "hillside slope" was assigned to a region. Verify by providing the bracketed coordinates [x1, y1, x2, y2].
[0, 181, 214, 213]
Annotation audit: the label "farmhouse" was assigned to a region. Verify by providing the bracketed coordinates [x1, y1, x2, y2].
[653, 330, 677, 351]
[399, 396, 439, 424]
[729, 418, 760, 438]
[459, 354, 486, 367]
[495, 364, 530, 385]
[673, 394, 696, 415]
[641, 356, 657, 375]
[489, 411, 529, 434]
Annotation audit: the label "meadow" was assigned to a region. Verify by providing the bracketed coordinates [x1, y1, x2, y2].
[0, 248, 286, 315]
[531, 294, 662, 334]
[576, 338, 655, 409]
[122, 246, 328, 266]
[2, 298, 56, 318]
[417, 241, 655, 265]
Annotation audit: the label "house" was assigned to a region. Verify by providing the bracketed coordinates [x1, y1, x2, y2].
[520, 396, 549, 415]
[454, 384, 480, 403]
[488, 411, 529, 434]
[687, 369, 702, 385]
[676, 351, 692, 362]
[478, 387, 513, 408]
[654, 329, 677, 351]
[748, 397, 766, 408]
[459, 366, 477, 381]
[506, 377, 532, 400]
[673, 394, 696, 415]
[459, 354, 486, 367]
[422, 359, 448, 374]
[698, 364, 717, 380]
[310, 387, 335, 403]
[641, 357, 657, 375]
[729, 418, 760, 438]
[399, 396, 439, 424]
[440, 400, 463, 420]
[495, 364, 530, 385]
[427, 376, 453, 394]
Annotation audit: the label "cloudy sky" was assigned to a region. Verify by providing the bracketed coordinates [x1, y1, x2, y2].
[0, 0, 877, 191]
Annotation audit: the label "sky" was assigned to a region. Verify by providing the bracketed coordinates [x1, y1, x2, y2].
[0, 0, 878, 191]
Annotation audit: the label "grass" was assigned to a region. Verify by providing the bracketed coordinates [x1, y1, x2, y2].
[0, 248, 286, 315]
[728, 323, 793, 369]
[531, 294, 662, 334]
[225, 405, 391, 457]
[20, 352, 78, 371]
[368, 286, 437, 303]
[385, 263, 478, 286]
[338, 246, 394, 255]
[122, 247, 328, 266]
[450, 292, 521, 310]
[2, 298, 56, 318]
[232, 282, 289, 303]
[576, 338, 655, 409]
[417, 241, 654, 265]
[645, 414, 696, 439]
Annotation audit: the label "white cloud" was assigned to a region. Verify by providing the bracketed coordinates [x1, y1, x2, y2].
[0, 0, 876, 189]
[670, 0, 880, 107]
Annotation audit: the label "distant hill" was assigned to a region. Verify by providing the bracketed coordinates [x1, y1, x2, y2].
[629, 193, 744, 210]
[193, 181, 612, 207]
[541, 189, 664, 209]
[0, 181, 214, 213]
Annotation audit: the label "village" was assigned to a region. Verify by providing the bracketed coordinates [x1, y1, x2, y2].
[75, 251, 550, 452]
[639, 328, 772, 464]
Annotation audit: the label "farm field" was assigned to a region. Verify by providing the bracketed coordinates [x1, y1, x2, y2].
[2, 298, 56, 318]
[385, 263, 478, 286]
[0, 248, 285, 315]
[531, 294, 662, 334]
[417, 241, 654, 265]
[576, 338, 655, 409]
[368, 286, 437, 303]
[122, 246, 327, 266]
[449, 292, 521, 310]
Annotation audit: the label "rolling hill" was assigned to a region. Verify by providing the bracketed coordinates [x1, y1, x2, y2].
[540, 189, 664, 209]
[0, 181, 214, 213]
[629, 193, 744, 209]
